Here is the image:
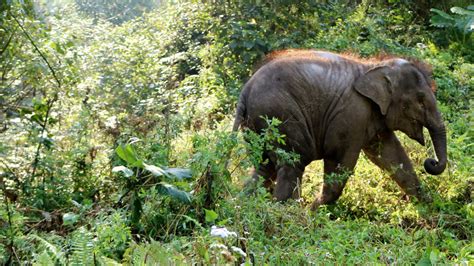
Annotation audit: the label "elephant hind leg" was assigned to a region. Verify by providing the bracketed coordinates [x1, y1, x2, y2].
[244, 161, 277, 193]
[273, 165, 303, 201]
[311, 156, 358, 211]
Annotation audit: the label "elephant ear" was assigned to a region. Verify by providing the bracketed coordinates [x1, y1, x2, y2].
[354, 66, 393, 115]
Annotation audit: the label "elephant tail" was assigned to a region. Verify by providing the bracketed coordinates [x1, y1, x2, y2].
[232, 90, 248, 131]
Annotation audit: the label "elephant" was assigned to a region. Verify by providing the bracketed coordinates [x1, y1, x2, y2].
[232, 49, 447, 210]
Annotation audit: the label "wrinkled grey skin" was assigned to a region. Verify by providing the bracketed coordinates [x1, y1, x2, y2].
[233, 50, 447, 210]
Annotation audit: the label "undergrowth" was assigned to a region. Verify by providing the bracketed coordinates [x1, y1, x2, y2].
[0, 0, 472, 264]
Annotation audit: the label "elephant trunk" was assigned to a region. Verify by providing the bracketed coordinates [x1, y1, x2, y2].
[424, 120, 447, 175]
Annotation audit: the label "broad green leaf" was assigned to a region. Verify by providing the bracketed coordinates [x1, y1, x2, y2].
[204, 208, 218, 223]
[165, 168, 192, 180]
[455, 17, 474, 33]
[430, 8, 455, 21]
[144, 163, 166, 177]
[116, 144, 139, 165]
[157, 183, 192, 204]
[468, 17, 474, 32]
[450, 6, 474, 16]
[112, 166, 134, 177]
[131, 159, 144, 168]
[430, 15, 455, 28]
[63, 212, 79, 226]
[116, 145, 129, 163]
[125, 144, 135, 153]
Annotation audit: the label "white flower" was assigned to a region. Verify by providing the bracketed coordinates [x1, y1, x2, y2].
[210, 226, 237, 238]
[416, 43, 427, 49]
[231, 246, 246, 257]
[210, 243, 228, 250]
[105, 115, 118, 128]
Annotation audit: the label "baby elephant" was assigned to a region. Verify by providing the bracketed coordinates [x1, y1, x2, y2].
[233, 50, 447, 210]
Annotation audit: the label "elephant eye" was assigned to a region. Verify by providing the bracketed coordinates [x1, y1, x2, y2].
[417, 98, 425, 108]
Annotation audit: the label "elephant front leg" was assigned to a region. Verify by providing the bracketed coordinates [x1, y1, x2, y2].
[310, 154, 359, 211]
[363, 131, 430, 202]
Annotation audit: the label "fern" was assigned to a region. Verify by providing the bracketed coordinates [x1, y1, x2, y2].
[69, 227, 95, 266]
[123, 241, 187, 265]
[30, 234, 67, 265]
[96, 255, 122, 265]
[132, 247, 149, 266]
[33, 251, 55, 266]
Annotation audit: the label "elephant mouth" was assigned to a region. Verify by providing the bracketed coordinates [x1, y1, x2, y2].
[414, 131, 425, 146]
[407, 122, 425, 146]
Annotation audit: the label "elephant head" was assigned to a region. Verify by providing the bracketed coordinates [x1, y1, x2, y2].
[354, 59, 447, 175]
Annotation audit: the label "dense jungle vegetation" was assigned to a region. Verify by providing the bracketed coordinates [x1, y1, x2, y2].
[0, 0, 473, 264]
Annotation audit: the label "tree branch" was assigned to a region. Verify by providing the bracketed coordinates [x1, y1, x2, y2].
[30, 95, 58, 186]
[9, 13, 61, 190]
[0, 28, 16, 57]
[11, 14, 61, 88]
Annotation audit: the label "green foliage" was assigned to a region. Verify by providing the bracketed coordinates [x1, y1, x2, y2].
[190, 129, 238, 209]
[431, 6, 474, 37]
[0, 201, 25, 264]
[112, 142, 193, 230]
[430, 5, 474, 59]
[68, 227, 95, 265]
[204, 208, 219, 223]
[30, 234, 67, 265]
[94, 211, 131, 260]
[243, 117, 300, 168]
[0, 0, 472, 264]
[123, 240, 187, 265]
[74, 0, 162, 25]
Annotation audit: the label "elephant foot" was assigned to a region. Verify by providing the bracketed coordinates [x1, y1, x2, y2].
[242, 177, 258, 194]
[310, 201, 320, 212]
[309, 197, 325, 211]
[310, 190, 342, 211]
[414, 191, 432, 203]
[403, 184, 433, 204]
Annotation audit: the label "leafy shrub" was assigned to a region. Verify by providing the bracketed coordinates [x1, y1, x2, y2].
[1, 1, 473, 264]
[430, 5, 474, 60]
[112, 142, 193, 230]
